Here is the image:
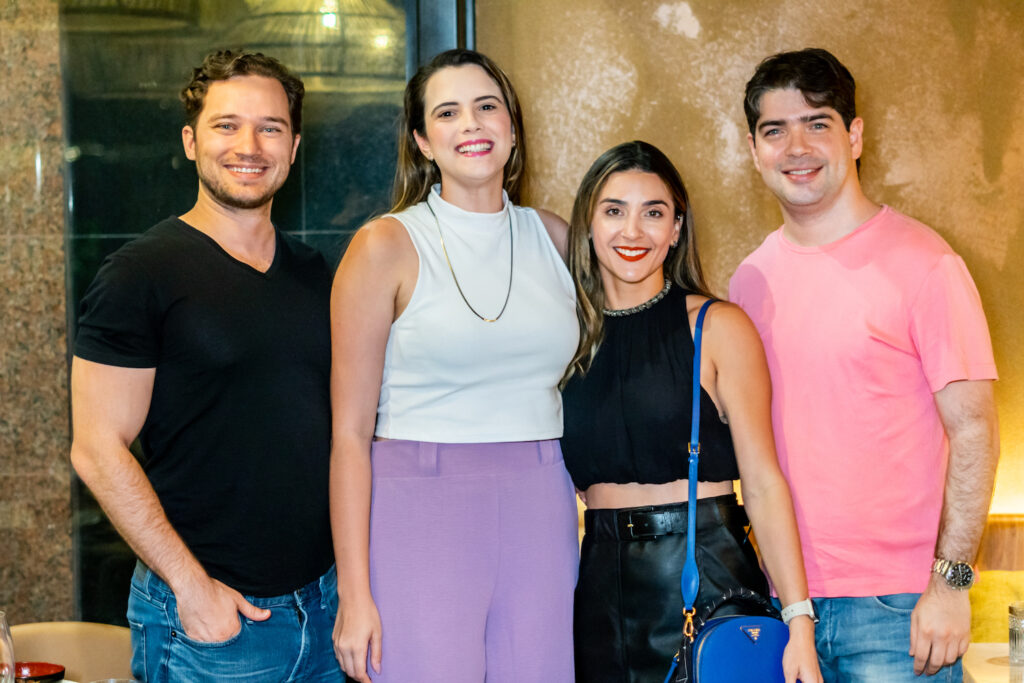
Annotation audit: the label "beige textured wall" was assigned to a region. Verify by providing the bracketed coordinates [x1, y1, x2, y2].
[478, 0, 1024, 513]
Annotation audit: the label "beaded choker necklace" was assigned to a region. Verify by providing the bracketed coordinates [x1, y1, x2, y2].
[602, 278, 672, 317]
[425, 199, 514, 323]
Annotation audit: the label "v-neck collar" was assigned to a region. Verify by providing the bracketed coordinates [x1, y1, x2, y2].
[172, 216, 282, 278]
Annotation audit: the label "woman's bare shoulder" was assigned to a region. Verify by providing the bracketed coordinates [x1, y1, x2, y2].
[686, 296, 762, 346]
[701, 301, 768, 371]
[341, 216, 414, 266]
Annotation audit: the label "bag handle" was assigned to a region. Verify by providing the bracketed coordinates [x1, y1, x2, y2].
[681, 299, 714, 613]
[664, 298, 714, 683]
[692, 586, 781, 626]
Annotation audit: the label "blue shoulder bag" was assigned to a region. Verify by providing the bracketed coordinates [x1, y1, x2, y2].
[663, 299, 789, 683]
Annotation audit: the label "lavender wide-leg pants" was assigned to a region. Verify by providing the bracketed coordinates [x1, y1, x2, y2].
[368, 439, 578, 683]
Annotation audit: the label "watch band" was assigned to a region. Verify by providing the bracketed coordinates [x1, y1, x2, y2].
[780, 598, 817, 625]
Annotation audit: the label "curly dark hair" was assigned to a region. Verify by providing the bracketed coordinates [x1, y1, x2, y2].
[181, 50, 305, 134]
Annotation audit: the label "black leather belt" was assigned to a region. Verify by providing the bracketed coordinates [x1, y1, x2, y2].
[616, 505, 688, 540]
[583, 495, 740, 541]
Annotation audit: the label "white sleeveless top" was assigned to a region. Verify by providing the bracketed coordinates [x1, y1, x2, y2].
[376, 186, 578, 443]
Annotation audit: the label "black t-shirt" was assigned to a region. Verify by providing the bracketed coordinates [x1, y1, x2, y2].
[75, 217, 334, 596]
[561, 285, 739, 489]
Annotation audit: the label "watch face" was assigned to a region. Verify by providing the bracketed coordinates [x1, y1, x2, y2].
[948, 562, 974, 588]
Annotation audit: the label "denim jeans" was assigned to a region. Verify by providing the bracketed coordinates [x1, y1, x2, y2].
[777, 594, 963, 682]
[127, 562, 345, 683]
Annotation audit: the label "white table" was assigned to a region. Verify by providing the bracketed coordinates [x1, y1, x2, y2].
[963, 642, 1022, 683]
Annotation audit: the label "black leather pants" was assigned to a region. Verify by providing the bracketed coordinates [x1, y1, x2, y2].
[574, 494, 769, 683]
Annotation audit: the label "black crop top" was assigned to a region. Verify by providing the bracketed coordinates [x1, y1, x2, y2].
[561, 284, 739, 489]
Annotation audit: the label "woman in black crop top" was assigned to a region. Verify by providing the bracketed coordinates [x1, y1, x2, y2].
[561, 142, 821, 683]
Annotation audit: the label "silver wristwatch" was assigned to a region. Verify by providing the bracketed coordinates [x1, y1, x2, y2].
[780, 598, 818, 625]
[931, 558, 975, 590]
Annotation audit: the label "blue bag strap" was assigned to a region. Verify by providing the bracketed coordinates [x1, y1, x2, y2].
[665, 297, 715, 683]
[682, 299, 713, 611]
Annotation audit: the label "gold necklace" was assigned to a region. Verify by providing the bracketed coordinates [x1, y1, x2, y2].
[426, 199, 514, 323]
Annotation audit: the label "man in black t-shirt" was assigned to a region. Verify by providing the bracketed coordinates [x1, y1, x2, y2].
[70, 51, 344, 682]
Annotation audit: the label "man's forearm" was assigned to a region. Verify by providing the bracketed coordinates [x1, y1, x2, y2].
[933, 379, 1000, 562]
[71, 439, 208, 592]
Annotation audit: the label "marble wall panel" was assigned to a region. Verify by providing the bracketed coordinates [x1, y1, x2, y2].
[477, 0, 1024, 513]
[0, 0, 73, 624]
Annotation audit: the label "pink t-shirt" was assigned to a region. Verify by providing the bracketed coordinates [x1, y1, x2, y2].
[729, 206, 997, 597]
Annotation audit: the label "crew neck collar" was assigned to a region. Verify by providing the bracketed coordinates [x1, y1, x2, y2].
[778, 205, 891, 253]
[427, 183, 510, 223]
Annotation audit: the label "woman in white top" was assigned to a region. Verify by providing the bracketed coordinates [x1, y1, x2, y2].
[329, 49, 579, 683]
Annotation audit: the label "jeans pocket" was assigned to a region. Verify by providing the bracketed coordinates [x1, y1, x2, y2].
[171, 624, 244, 649]
[870, 592, 920, 614]
[167, 595, 244, 649]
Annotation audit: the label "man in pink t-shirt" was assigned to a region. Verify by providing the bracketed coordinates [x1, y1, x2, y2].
[730, 48, 999, 682]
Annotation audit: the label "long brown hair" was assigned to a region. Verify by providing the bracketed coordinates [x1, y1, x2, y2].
[390, 49, 528, 212]
[565, 141, 711, 382]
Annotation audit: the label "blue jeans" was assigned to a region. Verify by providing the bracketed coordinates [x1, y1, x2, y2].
[127, 562, 345, 683]
[777, 595, 962, 682]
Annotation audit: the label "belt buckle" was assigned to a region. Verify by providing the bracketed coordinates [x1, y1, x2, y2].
[624, 506, 654, 540]
[625, 510, 639, 539]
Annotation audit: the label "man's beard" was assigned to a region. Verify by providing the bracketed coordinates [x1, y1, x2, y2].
[197, 163, 283, 210]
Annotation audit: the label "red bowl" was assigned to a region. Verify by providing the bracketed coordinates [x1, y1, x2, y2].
[14, 661, 66, 682]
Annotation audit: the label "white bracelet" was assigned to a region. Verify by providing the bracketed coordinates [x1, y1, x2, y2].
[780, 598, 817, 625]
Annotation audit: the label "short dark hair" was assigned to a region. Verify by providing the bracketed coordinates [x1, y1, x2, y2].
[181, 50, 305, 134]
[744, 48, 856, 135]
